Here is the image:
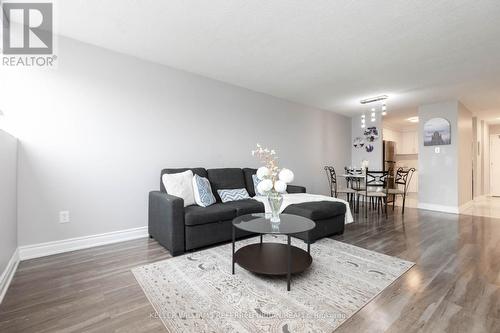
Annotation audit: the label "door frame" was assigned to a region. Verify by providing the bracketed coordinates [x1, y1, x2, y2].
[490, 134, 500, 197]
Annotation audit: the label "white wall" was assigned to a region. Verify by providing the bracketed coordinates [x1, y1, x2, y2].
[418, 102, 460, 209]
[0, 130, 18, 276]
[418, 101, 473, 212]
[351, 114, 383, 170]
[0, 37, 351, 246]
[490, 124, 500, 135]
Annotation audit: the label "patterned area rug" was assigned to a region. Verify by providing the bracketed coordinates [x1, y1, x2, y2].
[133, 236, 414, 333]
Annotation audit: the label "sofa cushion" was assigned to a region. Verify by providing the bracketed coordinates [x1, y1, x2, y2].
[207, 168, 246, 202]
[184, 203, 237, 226]
[222, 199, 265, 216]
[242, 168, 257, 196]
[283, 201, 346, 220]
[160, 168, 208, 193]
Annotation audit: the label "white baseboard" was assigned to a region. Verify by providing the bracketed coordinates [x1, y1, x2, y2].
[19, 226, 148, 261]
[0, 248, 20, 304]
[418, 202, 460, 214]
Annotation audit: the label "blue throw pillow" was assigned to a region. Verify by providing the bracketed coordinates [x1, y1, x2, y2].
[252, 174, 262, 196]
[217, 188, 251, 203]
[192, 174, 216, 207]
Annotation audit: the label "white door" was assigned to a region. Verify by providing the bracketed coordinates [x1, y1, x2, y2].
[491, 134, 500, 196]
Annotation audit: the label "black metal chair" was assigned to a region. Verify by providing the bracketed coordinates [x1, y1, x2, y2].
[357, 169, 389, 218]
[345, 167, 366, 211]
[344, 167, 364, 189]
[388, 167, 416, 214]
[324, 166, 357, 201]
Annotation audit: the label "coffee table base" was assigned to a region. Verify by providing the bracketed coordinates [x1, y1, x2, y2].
[233, 242, 312, 291]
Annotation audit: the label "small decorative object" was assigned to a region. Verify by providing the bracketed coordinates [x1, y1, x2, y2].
[424, 118, 451, 146]
[252, 144, 294, 223]
[361, 160, 369, 172]
[365, 144, 374, 153]
[353, 137, 365, 148]
[363, 127, 379, 142]
[257, 178, 273, 194]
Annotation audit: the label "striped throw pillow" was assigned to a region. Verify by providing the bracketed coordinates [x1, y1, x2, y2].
[217, 188, 250, 203]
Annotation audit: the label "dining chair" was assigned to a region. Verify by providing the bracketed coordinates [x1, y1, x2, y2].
[344, 167, 364, 190]
[357, 169, 389, 218]
[344, 167, 365, 211]
[324, 166, 357, 201]
[387, 167, 416, 214]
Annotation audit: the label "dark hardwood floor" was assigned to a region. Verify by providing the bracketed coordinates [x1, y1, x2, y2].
[1, 207, 499, 332]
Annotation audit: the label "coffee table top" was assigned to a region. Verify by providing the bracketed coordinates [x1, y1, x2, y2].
[233, 213, 316, 235]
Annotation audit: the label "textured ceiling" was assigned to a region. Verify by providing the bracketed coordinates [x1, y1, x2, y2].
[54, 0, 500, 121]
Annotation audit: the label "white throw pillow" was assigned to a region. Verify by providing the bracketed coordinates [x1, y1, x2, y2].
[162, 170, 195, 207]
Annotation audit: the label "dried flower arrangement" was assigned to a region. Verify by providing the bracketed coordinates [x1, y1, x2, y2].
[251, 144, 294, 195]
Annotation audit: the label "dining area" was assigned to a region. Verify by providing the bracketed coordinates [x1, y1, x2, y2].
[324, 166, 416, 218]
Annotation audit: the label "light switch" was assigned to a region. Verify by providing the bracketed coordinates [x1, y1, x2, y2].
[434, 147, 440, 154]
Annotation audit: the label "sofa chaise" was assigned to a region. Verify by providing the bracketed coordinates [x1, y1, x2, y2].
[149, 167, 346, 256]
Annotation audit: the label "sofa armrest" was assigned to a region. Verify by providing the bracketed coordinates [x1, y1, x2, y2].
[148, 191, 185, 256]
[287, 185, 306, 193]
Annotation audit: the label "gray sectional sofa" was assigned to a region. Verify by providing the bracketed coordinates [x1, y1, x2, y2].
[148, 167, 346, 256]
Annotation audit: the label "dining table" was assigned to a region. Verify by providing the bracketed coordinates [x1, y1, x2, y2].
[339, 174, 365, 179]
[338, 172, 394, 212]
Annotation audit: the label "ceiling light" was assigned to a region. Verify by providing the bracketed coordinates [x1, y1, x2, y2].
[381, 111, 387, 116]
[371, 112, 376, 117]
[382, 105, 387, 111]
[371, 118, 376, 122]
[371, 108, 376, 112]
[360, 95, 389, 104]
[407, 117, 419, 123]
[361, 124, 365, 128]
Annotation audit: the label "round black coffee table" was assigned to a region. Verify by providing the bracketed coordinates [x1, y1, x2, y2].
[232, 213, 316, 291]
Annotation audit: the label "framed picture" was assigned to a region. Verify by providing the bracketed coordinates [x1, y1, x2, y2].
[423, 117, 451, 146]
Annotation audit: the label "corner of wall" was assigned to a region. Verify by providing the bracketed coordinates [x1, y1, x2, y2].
[0, 248, 19, 304]
[15, 138, 20, 249]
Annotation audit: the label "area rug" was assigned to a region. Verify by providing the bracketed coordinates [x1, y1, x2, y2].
[132, 236, 414, 332]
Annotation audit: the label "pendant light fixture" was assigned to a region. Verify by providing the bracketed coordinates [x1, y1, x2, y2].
[359, 95, 389, 129]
